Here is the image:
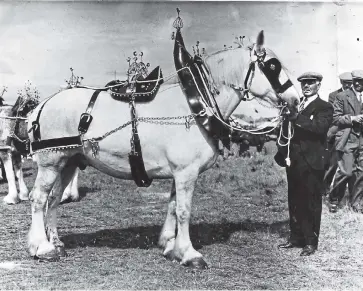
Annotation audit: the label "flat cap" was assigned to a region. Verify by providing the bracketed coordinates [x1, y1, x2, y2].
[297, 71, 323, 82]
[351, 70, 363, 79]
[339, 72, 353, 81]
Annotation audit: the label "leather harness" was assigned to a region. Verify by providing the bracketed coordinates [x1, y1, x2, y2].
[29, 75, 162, 187]
[30, 32, 294, 188]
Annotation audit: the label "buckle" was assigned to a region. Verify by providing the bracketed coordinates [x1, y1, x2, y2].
[31, 121, 41, 141]
[78, 113, 93, 134]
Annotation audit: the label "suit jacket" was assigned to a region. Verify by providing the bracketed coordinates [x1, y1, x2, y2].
[275, 96, 333, 170]
[328, 88, 342, 104]
[326, 88, 342, 144]
[333, 88, 362, 152]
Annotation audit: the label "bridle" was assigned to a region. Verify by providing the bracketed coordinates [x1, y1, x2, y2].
[229, 46, 294, 109]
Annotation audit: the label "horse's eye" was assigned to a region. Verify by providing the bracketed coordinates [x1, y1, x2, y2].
[294, 100, 299, 106]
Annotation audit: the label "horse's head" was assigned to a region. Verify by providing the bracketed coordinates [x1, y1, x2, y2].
[247, 31, 299, 118]
[204, 30, 300, 120]
[11, 96, 40, 117]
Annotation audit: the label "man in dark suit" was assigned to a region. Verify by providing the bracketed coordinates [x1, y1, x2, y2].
[328, 70, 363, 213]
[275, 72, 333, 256]
[323, 72, 353, 199]
[328, 72, 353, 104]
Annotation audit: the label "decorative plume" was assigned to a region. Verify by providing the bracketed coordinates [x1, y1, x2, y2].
[192, 40, 202, 57]
[65, 67, 84, 88]
[127, 51, 150, 81]
[234, 35, 245, 48]
[172, 8, 183, 30]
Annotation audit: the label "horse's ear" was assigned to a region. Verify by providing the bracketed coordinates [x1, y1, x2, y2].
[256, 30, 264, 53]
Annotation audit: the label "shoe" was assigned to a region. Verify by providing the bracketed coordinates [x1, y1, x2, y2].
[300, 245, 317, 256]
[278, 241, 303, 249]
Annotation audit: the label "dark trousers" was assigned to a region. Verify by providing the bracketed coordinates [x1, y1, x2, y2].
[329, 140, 363, 211]
[323, 147, 339, 195]
[286, 155, 324, 247]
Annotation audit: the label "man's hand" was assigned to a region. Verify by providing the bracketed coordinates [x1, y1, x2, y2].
[351, 114, 363, 123]
[281, 109, 298, 121]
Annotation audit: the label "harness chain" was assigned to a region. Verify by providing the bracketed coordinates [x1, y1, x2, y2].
[30, 55, 291, 156]
[85, 113, 197, 144]
[129, 95, 137, 155]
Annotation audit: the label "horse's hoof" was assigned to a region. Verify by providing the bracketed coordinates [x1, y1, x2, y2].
[55, 246, 67, 257]
[3, 195, 20, 205]
[19, 194, 29, 201]
[33, 254, 60, 262]
[60, 196, 79, 205]
[164, 250, 177, 262]
[182, 257, 208, 269]
[158, 237, 167, 249]
[34, 242, 59, 262]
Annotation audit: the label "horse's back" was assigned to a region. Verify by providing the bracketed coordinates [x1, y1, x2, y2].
[27, 86, 216, 174]
[28, 85, 195, 141]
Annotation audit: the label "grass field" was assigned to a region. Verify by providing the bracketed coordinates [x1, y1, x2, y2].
[1, 142, 363, 289]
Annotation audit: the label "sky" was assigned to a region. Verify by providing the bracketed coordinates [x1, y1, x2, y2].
[0, 1, 363, 115]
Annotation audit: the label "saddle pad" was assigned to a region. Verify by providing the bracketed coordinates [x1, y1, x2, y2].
[106, 66, 164, 103]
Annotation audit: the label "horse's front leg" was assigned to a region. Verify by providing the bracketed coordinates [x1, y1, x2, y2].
[1, 150, 20, 204]
[159, 180, 177, 259]
[173, 169, 208, 269]
[13, 152, 29, 201]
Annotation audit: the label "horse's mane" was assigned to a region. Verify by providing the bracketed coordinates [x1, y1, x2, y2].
[203, 47, 250, 87]
[11, 96, 39, 117]
[11, 97, 23, 116]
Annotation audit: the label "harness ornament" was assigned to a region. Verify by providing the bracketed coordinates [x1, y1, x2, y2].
[29, 9, 296, 186]
[65, 68, 84, 88]
[104, 52, 164, 103]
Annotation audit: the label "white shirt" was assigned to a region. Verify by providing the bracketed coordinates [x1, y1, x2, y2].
[350, 88, 363, 123]
[300, 94, 318, 111]
[352, 87, 363, 103]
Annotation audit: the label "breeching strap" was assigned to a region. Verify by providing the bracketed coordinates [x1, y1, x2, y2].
[78, 89, 103, 134]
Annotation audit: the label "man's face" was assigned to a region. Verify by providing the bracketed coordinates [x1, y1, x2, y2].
[353, 78, 363, 92]
[341, 80, 352, 90]
[301, 79, 321, 97]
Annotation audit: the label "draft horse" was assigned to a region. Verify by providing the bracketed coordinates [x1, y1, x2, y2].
[0, 96, 38, 204]
[26, 30, 299, 268]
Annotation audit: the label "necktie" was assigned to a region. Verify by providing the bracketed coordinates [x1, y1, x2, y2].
[359, 93, 362, 104]
[299, 98, 307, 112]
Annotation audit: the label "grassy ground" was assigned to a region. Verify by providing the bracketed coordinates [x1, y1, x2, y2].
[1, 142, 363, 289]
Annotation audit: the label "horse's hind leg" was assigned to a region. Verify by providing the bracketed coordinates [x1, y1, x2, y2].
[46, 162, 78, 257]
[173, 170, 208, 269]
[28, 153, 67, 260]
[13, 152, 29, 201]
[159, 180, 177, 259]
[61, 167, 80, 203]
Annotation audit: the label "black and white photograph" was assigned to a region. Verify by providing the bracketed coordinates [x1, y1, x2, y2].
[0, 0, 363, 289]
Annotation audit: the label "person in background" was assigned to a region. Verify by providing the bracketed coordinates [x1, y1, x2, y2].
[323, 72, 353, 199]
[328, 70, 363, 213]
[275, 72, 333, 256]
